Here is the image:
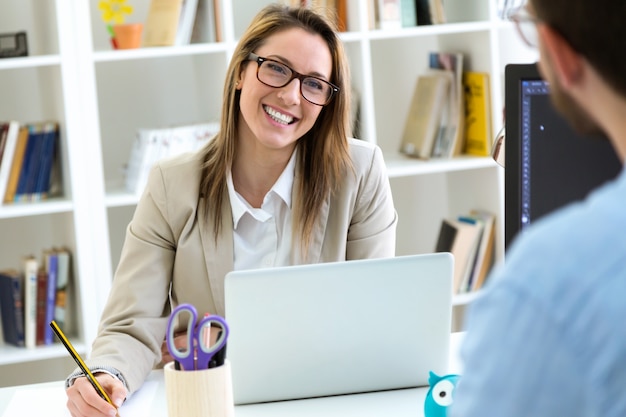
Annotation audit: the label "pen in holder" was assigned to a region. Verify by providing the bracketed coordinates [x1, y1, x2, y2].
[164, 359, 234, 417]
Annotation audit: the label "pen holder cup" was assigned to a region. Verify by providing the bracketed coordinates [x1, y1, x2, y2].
[164, 360, 234, 417]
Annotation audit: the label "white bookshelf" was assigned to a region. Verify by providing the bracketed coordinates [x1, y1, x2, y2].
[0, 0, 538, 385]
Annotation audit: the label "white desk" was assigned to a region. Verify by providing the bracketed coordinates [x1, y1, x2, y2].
[0, 333, 464, 417]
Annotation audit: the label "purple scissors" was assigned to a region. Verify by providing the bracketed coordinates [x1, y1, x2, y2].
[166, 303, 229, 371]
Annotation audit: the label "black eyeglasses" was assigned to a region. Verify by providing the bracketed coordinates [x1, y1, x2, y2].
[506, 6, 540, 48]
[247, 53, 339, 106]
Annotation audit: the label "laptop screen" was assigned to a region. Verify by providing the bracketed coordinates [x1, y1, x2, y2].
[504, 63, 621, 249]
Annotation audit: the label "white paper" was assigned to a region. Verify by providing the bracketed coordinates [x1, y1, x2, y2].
[2, 380, 159, 417]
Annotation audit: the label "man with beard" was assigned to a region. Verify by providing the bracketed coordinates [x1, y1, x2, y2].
[449, 0, 626, 416]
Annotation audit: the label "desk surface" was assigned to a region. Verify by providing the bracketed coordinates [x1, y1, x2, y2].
[0, 333, 464, 417]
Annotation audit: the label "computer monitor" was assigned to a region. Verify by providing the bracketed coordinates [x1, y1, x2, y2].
[504, 62, 621, 249]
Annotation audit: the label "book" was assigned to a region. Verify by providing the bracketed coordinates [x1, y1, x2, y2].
[414, 0, 433, 25]
[435, 217, 483, 294]
[429, 51, 465, 159]
[365, 0, 377, 29]
[428, 0, 446, 24]
[143, 0, 184, 47]
[399, 0, 417, 27]
[3, 125, 30, 203]
[35, 267, 47, 346]
[212, 0, 222, 42]
[174, 0, 199, 45]
[125, 122, 219, 195]
[0, 270, 25, 347]
[0, 123, 8, 161]
[44, 250, 58, 345]
[15, 123, 48, 202]
[46, 125, 63, 199]
[377, 0, 402, 29]
[23, 255, 39, 349]
[0, 121, 20, 204]
[54, 248, 71, 334]
[463, 71, 493, 156]
[33, 122, 59, 200]
[399, 70, 452, 159]
[466, 209, 496, 292]
[190, 0, 216, 43]
[454, 215, 485, 293]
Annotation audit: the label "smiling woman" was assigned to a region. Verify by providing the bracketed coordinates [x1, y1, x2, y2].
[63, 5, 398, 417]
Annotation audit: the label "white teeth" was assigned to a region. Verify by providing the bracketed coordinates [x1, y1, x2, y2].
[264, 105, 294, 125]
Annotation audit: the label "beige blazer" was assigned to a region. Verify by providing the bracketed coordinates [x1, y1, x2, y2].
[86, 138, 397, 394]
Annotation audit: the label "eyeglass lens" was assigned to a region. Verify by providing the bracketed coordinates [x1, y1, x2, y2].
[257, 59, 333, 105]
[515, 19, 538, 47]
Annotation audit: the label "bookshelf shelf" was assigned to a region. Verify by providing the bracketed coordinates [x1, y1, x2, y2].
[93, 42, 229, 63]
[0, 0, 532, 385]
[0, 341, 87, 366]
[0, 55, 62, 70]
[0, 199, 74, 219]
[385, 155, 500, 178]
[365, 21, 493, 40]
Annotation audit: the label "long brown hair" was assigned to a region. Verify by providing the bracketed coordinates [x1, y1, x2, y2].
[199, 4, 353, 255]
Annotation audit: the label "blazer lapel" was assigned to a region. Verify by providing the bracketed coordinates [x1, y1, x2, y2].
[198, 192, 234, 317]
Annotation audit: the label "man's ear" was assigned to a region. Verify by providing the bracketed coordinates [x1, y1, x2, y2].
[537, 24, 584, 89]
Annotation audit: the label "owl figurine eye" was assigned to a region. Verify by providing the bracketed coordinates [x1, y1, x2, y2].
[423, 371, 461, 417]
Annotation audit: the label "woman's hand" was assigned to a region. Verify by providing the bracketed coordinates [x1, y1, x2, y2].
[160, 330, 189, 365]
[66, 373, 127, 417]
[160, 326, 222, 366]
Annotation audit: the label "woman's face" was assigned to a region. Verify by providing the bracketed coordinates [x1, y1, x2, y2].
[237, 27, 333, 154]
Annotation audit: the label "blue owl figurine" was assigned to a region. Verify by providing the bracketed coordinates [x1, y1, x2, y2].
[423, 371, 461, 417]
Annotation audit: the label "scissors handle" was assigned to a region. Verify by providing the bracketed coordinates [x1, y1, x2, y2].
[195, 314, 229, 370]
[166, 304, 199, 371]
[166, 304, 230, 371]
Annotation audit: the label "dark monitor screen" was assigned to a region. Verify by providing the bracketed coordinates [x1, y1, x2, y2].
[504, 63, 621, 249]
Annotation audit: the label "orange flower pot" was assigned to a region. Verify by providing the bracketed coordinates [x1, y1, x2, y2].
[112, 23, 143, 49]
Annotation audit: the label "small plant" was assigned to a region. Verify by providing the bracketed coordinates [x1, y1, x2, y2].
[98, 0, 134, 46]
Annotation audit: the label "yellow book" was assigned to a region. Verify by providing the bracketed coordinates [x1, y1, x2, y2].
[463, 71, 493, 156]
[3, 126, 29, 203]
[143, 0, 184, 47]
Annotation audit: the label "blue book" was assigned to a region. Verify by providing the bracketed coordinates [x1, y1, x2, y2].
[33, 123, 59, 200]
[15, 123, 44, 201]
[44, 251, 58, 345]
[0, 270, 26, 347]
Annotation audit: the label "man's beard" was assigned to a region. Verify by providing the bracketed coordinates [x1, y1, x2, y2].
[549, 76, 607, 140]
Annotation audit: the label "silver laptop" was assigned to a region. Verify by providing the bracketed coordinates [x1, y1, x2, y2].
[224, 253, 453, 405]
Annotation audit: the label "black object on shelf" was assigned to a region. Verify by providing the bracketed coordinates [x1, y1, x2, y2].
[0, 31, 28, 58]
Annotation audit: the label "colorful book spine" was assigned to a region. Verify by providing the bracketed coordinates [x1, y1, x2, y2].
[36, 268, 48, 346]
[0, 121, 20, 203]
[33, 122, 59, 201]
[3, 126, 29, 203]
[23, 256, 39, 349]
[44, 251, 59, 345]
[54, 248, 71, 333]
[0, 270, 25, 347]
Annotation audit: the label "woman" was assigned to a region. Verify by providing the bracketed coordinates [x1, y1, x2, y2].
[65, 4, 397, 416]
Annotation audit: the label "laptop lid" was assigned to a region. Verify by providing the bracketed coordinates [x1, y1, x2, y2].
[224, 253, 453, 405]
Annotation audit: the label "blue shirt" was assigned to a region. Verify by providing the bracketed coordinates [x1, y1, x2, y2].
[450, 166, 626, 417]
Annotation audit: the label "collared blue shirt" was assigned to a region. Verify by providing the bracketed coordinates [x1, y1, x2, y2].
[450, 166, 626, 417]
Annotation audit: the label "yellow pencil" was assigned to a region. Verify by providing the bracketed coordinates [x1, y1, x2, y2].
[49, 320, 120, 417]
